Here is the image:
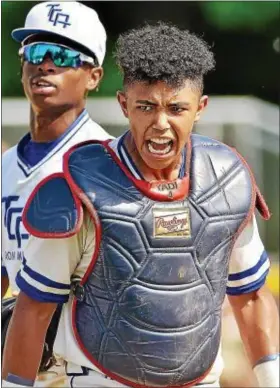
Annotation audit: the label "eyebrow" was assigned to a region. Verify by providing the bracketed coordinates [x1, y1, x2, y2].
[136, 100, 191, 107]
[136, 100, 157, 105]
[169, 102, 191, 107]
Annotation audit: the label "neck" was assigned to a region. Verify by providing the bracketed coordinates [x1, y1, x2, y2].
[124, 132, 182, 182]
[29, 105, 85, 142]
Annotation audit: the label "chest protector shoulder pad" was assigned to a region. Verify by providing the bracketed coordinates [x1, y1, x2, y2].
[23, 135, 269, 388]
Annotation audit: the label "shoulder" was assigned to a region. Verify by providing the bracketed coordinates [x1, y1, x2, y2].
[227, 215, 270, 295]
[2, 145, 19, 182]
[191, 134, 270, 220]
[191, 134, 237, 157]
[77, 118, 114, 141]
[191, 134, 222, 147]
[2, 144, 17, 166]
[190, 134, 243, 170]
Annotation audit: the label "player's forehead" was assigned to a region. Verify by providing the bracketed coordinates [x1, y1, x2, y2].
[126, 80, 200, 104]
[24, 33, 76, 50]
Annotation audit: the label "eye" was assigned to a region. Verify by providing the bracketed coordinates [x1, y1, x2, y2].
[170, 106, 185, 113]
[137, 105, 153, 112]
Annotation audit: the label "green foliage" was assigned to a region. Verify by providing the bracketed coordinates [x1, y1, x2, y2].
[200, 2, 279, 31]
[1, 1, 279, 98]
[1, 2, 36, 96]
[89, 42, 123, 97]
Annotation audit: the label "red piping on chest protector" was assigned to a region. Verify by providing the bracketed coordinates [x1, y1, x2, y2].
[106, 139, 191, 201]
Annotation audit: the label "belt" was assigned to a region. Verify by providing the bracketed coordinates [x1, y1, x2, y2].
[66, 362, 111, 380]
[65, 363, 216, 386]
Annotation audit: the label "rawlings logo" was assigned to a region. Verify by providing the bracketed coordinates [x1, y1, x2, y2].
[153, 207, 191, 238]
[156, 215, 187, 232]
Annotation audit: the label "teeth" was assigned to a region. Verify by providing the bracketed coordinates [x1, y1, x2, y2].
[32, 80, 53, 87]
[36, 82, 52, 87]
[148, 142, 172, 154]
[150, 137, 171, 144]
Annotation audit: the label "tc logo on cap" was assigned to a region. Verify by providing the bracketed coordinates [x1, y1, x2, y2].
[46, 3, 71, 29]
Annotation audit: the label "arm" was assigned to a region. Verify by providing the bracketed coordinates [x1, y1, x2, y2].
[226, 215, 279, 387]
[2, 210, 93, 386]
[1, 275, 10, 299]
[2, 259, 9, 299]
[2, 291, 57, 383]
[228, 284, 279, 364]
[228, 285, 279, 387]
[1, 234, 73, 386]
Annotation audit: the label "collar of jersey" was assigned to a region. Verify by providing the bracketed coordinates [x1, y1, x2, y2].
[17, 109, 89, 177]
[115, 131, 186, 180]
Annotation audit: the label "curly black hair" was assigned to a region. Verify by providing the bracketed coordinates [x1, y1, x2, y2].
[115, 22, 215, 92]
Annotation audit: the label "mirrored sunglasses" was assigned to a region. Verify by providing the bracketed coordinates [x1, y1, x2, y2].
[19, 42, 95, 68]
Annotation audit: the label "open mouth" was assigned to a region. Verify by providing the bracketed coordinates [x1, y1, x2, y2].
[31, 78, 56, 92]
[147, 137, 174, 155]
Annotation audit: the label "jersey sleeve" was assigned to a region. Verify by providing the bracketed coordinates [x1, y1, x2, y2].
[226, 215, 270, 295]
[16, 213, 95, 303]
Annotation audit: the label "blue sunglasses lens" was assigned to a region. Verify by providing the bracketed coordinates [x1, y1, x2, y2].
[22, 43, 82, 68]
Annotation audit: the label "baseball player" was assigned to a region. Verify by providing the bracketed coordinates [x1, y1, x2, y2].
[3, 23, 279, 388]
[1, 0, 111, 382]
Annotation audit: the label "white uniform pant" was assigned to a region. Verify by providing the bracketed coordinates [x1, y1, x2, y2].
[67, 369, 220, 388]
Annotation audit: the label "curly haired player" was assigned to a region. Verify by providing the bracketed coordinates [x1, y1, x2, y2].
[3, 22, 279, 388]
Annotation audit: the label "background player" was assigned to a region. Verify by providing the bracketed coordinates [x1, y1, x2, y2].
[1, 0, 111, 383]
[1, 0, 110, 296]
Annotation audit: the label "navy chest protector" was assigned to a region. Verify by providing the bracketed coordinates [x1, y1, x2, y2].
[23, 134, 270, 388]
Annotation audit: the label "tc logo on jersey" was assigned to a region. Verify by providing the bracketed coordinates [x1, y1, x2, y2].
[2, 196, 29, 248]
[46, 4, 71, 28]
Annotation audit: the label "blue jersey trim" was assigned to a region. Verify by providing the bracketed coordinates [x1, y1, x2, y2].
[22, 256, 70, 290]
[179, 147, 186, 178]
[2, 266, 8, 277]
[17, 159, 29, 177]
[16, 272, 69, 303]
[226, 269, 269, 295]
[17, 110, 89, 177]
[254, 353, 280, 367]
[117, 133, 144, 180]
[228, 250, 268, 281]
[6, 374, 34, 387]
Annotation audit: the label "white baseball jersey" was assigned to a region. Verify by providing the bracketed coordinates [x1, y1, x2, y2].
[19, 135, 270, 387]
[1, 109, 112, 293]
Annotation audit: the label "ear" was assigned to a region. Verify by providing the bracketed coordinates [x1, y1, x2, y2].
[117, 90, 128, 118]
[194, 95, 208, 122]
[20, 61, 25, 83]
[86, 67, 104, 92]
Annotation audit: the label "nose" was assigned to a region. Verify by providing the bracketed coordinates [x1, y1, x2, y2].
[152, 111, 170, 132]
[37, 55, 56, 73]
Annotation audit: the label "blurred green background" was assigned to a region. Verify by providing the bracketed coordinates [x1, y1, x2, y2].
[1, 1, 279, 101]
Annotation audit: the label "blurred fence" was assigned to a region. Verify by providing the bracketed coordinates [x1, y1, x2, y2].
[3, 95, 279, 254]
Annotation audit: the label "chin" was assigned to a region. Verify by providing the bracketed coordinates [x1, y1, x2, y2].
[30, 97, 64, 110]
[144, 156, 173, 172]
